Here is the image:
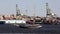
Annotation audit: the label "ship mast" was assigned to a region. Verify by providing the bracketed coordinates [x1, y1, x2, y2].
[25, 5, 28, 16]
[33, 2, 36, 17]
[25, 9, 28, 15]
[33, 5, 35, 17]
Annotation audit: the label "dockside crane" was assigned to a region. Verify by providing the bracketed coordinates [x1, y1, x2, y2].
[46, 3, 57, 18]
[16, 4, 21, 16]
[46, 3, 52, 18]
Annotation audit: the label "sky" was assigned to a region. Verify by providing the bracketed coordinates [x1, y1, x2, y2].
[0, 0, 60, 17]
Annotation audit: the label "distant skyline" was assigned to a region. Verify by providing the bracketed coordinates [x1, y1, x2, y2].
[0, 0, 60, 17]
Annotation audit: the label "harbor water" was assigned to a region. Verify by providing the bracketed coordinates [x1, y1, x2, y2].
[0, 23, 60, 34]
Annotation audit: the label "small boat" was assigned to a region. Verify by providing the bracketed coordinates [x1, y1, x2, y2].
[19, 19, 42, 29]
[19, 24, 42, 28]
